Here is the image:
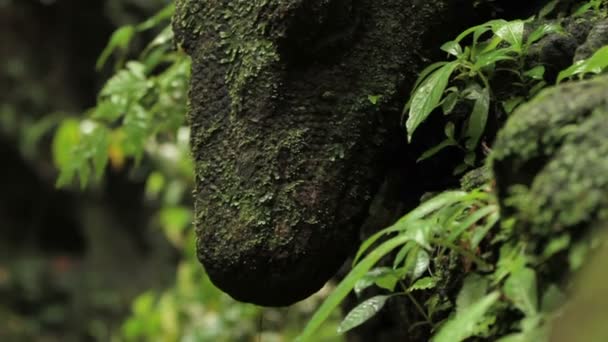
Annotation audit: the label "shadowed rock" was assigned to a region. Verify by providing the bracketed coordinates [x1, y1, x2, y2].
[173, 0, 498, 306]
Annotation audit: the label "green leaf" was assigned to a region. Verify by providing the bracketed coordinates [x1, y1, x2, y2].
[557, 60, 587, 83]
[542, 234, 571, 260]
[337, 295, 391, 334]
[409, 276, 437, 291]
[368, 94, 382, 105]
[493, 20, 524, 51]
[504, 267, 538, 316]
[558, 45, 608, 83]
[456, 274, 490, 314]
[354, 191, 470, 265]
[526, 23, 562, 46]
[568, 241, 589, 271]
[53, 119, 81, 170]
[417, 139, 458, 162]
[96, 25, 136, 70]
[404, 61, 449, 112]
[493, 244, 527, 285]
[406, 62, 459, 141]
[446, 204, 497, 243]
[465, 86, 490, 150]
[470, 211, 499, 248]
[474, 48, 515, 69]
[354, 267, 400, 295]
[432, 292, 500, 342]
[538, 0, 559, 18]
[298, 234, 412, 341]
[135, 4, 175, 31]
[393, 241, 416, 269]
[523, 65, 546, 80]
[441, 91, 459, 114]
[441, 41, 463, 57]
[503, 96, 525, 114]
[541, 284, 566, 313]
[411, 249, 430, 280]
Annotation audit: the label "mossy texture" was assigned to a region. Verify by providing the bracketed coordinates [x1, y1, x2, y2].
[173, 0, 493, 306]
[492, 74, 608, 235]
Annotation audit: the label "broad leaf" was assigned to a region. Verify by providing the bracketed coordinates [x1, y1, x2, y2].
[504, 267, 538, 316]
[404, 61, 449, 112]
[406, 62, 458, 141]
[417, 139, 458, 162]
[432, 292, 500, 342]
[441, 41, 463, 57]
[523, 65, 545, 80]
[465, 86, 490, 150]
[298, 234, 413, 341]
[493, 20, 524, 51]
[456, 274, 490, 314]
[96, 25, 136, 70]
[526, 23, 562, 46]
[409, 276, 437, 291]
[337, 295, 391, 334]
[474, 48, 515, 69]
[354, 267, 400, 295]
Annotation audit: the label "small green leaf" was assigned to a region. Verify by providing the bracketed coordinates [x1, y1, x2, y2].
[432, 292, 500, 342]
[96, 25, 136, 70]
[541, 284, 566, 313]
[298, 234, 413, 341]
[53, 119, 81, 170]
[354, 268, 400, 295]
[441, 91, 459, 114]
[493, 244, 527, 285]
[465, 86, 490, 150]
[411, 249, 430, 280]
[524, 65, 546, 80]
[526, 23, 562, 46]
[538, 0, 559, 18]
[417, 139, 458, 162]
[504, 267, 538, 316]
[445, 122, 456, 139]
[441, 41, 463, 57]
[542, 234, 571, 260]
[368, 94, 382, 105]
[503, 96, 525, 114]
[558, 45, 608, 83]
[406, 62, 458, 141]
[474, 48, 515, 69]
[337, 295, 391, 334]
[493, 20, 524, 51]
[456, 274, 489, 313]
[404, 61, 449, 112]
[409, 276, 437, 291]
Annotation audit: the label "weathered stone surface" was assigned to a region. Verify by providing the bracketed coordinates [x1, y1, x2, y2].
[173, 0, 499, 306]
[492, 75, 608, 235]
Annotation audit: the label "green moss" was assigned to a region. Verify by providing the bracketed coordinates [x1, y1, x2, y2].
[175, 0, 288, 112]
[492, 74, 608, 235]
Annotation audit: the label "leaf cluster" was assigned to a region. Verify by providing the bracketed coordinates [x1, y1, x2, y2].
[405, 16, 561, 173]
[52, 5, 191, 189]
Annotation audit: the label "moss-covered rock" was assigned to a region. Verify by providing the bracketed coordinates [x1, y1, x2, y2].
[172, 0, 505, 306]
[492, 74, 608, 236]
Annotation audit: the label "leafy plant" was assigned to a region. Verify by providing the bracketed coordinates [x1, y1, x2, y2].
[557, 45, 608, 83]
[404, 18, 561, 172]
[298, 188, 500, 341]
[52, 4, 190, 189]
